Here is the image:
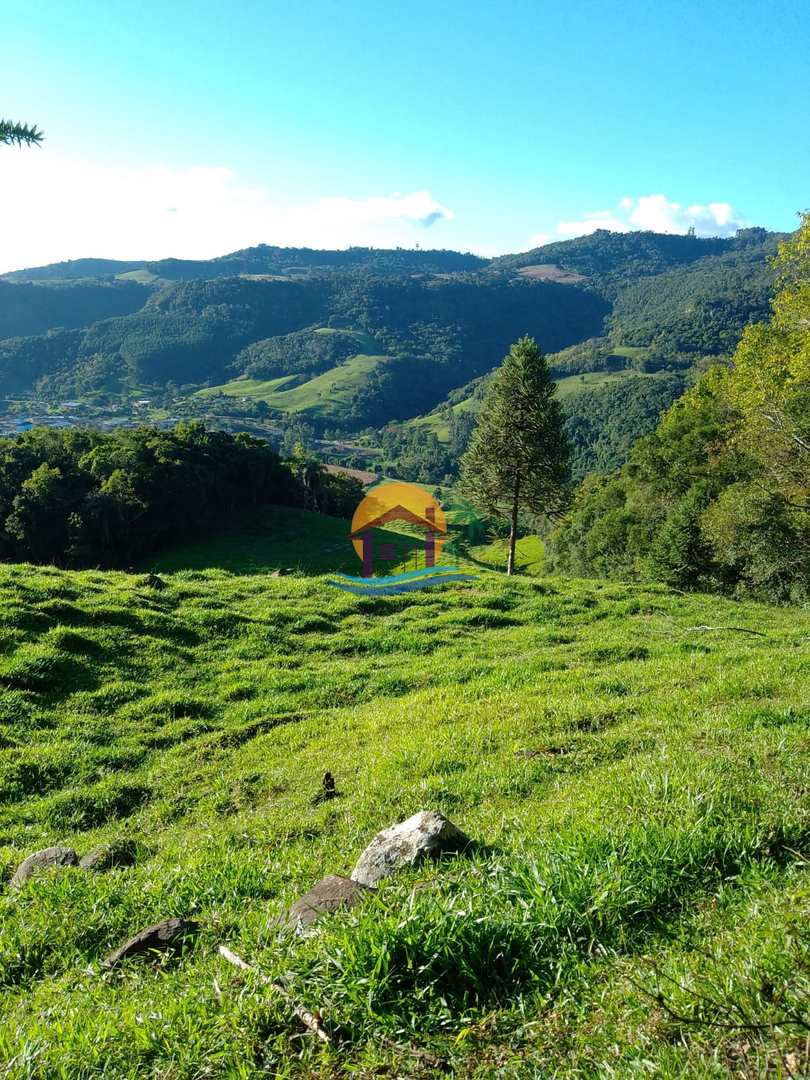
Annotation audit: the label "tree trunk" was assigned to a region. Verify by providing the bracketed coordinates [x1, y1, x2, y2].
[507, 477, 520, 575]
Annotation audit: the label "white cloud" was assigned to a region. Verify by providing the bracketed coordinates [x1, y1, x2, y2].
[529, 193, 747, 248]
[627, 194, 745, 235]
[556, 213, 630, 238]
[313, 190, 453, 230]
[0, 154, 455, 273]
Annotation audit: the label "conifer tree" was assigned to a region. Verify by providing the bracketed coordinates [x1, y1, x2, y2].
[0, 119, 44, 148]
[460, 335, 570, 574]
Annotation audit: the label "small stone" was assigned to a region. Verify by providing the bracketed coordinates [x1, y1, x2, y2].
[10, 846, 79, 889]
[79, 840, 137, 872]
[351, 810, 471, 887]
[139, 573, 167, 590]
[102, 917, 199, 969]
[283, 874, 371, 931]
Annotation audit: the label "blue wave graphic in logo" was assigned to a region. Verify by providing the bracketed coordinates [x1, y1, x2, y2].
[328, 566, 478, 595]
[335, 565, 463, 585]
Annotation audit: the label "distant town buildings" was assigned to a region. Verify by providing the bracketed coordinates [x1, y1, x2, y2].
[0, 416, 74, 436]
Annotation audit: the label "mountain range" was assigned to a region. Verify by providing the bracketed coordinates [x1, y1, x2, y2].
[0, 227, 783, 475]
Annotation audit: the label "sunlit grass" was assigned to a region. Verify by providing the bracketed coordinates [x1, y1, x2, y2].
[469, 534, 545, 575]
[0, 546, 807, 1076]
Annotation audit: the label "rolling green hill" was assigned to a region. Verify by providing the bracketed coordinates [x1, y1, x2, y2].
[2, 258, 150, 283]
[201, 353, 392, 421]
[488, 226, 780, 297]
[0, 271, 607, 415]
[2, 245, 487, 285]
[0, 534, 807, 1076]
[0, 229, 785, 483]
[411, 368, 659, 437]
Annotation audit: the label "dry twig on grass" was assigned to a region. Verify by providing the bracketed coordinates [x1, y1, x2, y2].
[218, 944, 331, 1043]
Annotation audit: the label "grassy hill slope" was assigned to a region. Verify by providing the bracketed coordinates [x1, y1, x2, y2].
[142, 507, 430, 576]
[0, 534, 807, 1076]
[202, 352, 391, 421]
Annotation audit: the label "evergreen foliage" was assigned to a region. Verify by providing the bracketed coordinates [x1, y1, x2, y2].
[548, 216, 810, 601]
[460, 337, 570, 573]
[0, 119, 43, 147]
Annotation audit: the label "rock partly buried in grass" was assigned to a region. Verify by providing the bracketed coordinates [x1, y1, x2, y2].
[102, 917, 199, 969]
[351, 810, 472, 887]
[283, 874, 371, 932]
[138, 573, 167, 590]
[79, 839, 137, 872]
[10, 846, 79, 888]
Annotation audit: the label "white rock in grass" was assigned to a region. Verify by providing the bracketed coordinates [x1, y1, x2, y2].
[351, 810, 471, 887]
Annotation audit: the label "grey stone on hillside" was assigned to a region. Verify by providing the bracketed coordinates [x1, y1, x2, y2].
[10, 846, 79, 888]
[102, 917, 199, 969]
[283, 874, 371, 931]
[351, 810, 472, 887]
[79, 840, 137, 871]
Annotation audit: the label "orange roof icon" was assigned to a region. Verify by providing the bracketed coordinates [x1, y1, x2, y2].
[350, 482, 447, 563]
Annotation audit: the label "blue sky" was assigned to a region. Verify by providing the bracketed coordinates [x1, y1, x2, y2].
[3, 0, 808, 270]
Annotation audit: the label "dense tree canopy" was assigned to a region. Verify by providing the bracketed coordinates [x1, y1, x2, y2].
[0, 422, 361, 568]
[548, 215, 810, 601]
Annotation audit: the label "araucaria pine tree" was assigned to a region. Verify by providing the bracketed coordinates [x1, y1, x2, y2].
[460, 335, 570, 574]
[0, 119, 44, 148]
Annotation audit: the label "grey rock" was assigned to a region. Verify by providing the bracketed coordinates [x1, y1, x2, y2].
[102, 917, 199, 969]
[79, 840, 137, 872]
[351, 810, 471, 887]
[283, 874, 371, 931]
[10, 846, 79, 889]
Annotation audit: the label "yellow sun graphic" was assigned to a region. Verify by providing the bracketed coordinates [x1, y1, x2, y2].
[350, 481, 447, 563]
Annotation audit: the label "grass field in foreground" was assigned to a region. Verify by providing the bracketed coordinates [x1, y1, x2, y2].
[143, 507, 461, 577]
[0, 547, 807, 1076]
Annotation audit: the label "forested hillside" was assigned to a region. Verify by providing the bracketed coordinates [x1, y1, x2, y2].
[488, 228, 770, 293]
[548, 215, 810, 602]
[387, 228, 782, 481]
[0, 229, 783, 480]
[0, 279, 149, 339]
[0, 270, 609, 416]
[3, 245, 486, 284]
